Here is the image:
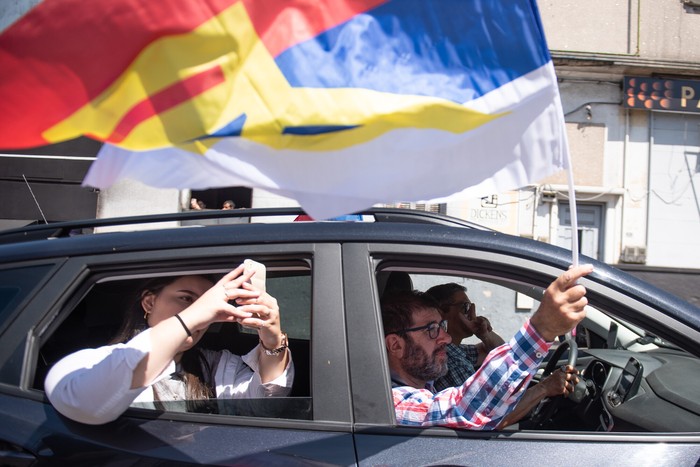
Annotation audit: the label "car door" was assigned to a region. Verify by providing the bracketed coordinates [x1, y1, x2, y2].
[343, 241, 700, 467]
[0, 241, 358, 465]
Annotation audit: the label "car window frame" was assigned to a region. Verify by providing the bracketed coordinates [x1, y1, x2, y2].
[16, 242, 354, 430]
[0, 258, 72, 386]
[344, 241, 700, 445]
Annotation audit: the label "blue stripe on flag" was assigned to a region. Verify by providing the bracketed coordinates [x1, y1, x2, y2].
[201, 114, 247, 139]
[283, 124, 360, 135]
[274, 0, 551, 103]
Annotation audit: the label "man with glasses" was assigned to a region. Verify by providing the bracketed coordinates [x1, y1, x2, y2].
[381, 265, 591, 429]
[425, 282, 578, 428]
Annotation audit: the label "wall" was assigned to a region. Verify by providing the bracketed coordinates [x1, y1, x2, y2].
[95, 179, 180, 232]
[537, 0, 700, 270]
[539, 0, 700, 64]
[539, 0, 641, 56]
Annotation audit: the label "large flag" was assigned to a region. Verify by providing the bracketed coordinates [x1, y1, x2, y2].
[0, 0, 568, 220]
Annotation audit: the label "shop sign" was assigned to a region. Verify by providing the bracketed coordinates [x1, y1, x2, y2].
[624, 76, 700, 113]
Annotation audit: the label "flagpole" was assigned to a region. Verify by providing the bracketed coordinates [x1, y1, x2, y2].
[565, 146, 579, 341]
[565, 168, 579, 269]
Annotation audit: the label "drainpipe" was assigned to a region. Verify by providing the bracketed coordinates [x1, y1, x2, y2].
[620, 109, 630, 263]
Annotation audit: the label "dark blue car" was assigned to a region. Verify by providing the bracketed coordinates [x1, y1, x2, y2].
[0, 208, 698, 466]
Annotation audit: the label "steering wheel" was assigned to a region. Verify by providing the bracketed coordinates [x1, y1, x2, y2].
[529, 338, 578, 426]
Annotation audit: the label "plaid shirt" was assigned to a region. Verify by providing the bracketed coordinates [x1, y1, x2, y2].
[433, 343, 479, 392]
[392, 319, 550, 429]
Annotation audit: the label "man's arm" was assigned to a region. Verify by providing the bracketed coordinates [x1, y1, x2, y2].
[492, 264, 592, 427]
[393, 320, 549, 429]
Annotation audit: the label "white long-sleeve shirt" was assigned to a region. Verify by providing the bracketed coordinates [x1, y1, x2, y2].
[44, 328, 294, 425]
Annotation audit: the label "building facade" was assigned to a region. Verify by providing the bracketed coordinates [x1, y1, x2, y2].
[450, 1, 700, 277]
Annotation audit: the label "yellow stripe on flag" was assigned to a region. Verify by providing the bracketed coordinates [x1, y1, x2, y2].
[44, 2, 503, 152]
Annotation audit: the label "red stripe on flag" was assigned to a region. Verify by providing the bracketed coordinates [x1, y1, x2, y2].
[243, 0, 388, 57]
[0, 0, 387, 149]
[0, 0, 238, 148]
[104, 64, 226, 144]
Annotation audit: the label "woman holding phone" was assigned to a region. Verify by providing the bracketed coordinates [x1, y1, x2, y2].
[45, 263, 293, 425]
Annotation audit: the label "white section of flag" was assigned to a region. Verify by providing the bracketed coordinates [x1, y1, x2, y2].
[84, 62, 568, 220]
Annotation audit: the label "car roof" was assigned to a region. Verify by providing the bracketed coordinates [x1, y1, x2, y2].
[0, 207, 529, 263]
[0, 206, 488, 242]
[1, 207, 698, 331]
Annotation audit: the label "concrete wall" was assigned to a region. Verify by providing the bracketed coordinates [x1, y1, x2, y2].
[539, 0, 641, 56]
[95, 179, 181, 232]
[539, 0, 700, 63]
[533, 0, 700, 269]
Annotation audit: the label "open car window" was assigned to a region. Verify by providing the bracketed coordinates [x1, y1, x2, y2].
[36, 261, 312, 422]
[377, 266, 700, 433]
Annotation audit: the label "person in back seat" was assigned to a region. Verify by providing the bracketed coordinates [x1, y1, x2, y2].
[45, 264, 294, 425]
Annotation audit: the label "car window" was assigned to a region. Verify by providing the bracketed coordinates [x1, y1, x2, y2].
[237, 274, 311, 340]
[0, 264, 55, 331]
[377, 266, 700, 433]
[36, 263, 312, 421]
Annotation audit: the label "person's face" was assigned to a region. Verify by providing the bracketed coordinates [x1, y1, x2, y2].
[143, 275, 214, 348]
[443, 290, 478, 339]
[222, 203, 233, 210]
[400, 308, 451, 381]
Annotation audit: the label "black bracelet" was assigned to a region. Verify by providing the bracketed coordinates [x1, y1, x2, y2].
[174, 314, 193, 337]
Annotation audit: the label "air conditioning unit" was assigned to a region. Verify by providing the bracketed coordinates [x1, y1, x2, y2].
[620, 246, 647, 264]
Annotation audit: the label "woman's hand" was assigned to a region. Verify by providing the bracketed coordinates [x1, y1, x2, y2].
[190, 263, 284, 349]
[233, 279, 284, 351]
[226, 264, 289, 383]
[179, 265, 260, 333]
[178, 264, 288, 384]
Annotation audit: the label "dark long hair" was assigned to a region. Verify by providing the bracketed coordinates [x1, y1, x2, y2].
[110, 275, 217, 410]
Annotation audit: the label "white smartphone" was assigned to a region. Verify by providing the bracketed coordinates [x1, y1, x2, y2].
[243, 259, 266, 292]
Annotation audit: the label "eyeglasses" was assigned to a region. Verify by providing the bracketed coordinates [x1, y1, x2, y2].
[387, 319, 448, 339]
[447, 300, 473, 315]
